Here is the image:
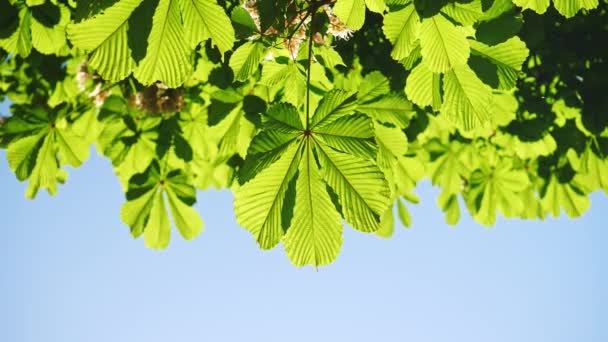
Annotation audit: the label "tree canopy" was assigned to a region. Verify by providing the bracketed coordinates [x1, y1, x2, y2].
[1, 0, 607, 267]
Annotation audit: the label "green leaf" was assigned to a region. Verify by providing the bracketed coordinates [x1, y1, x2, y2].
[0, 0, 18, 39]
[143, 190, 172, 249]
[229, 41, 268, 82]
[30, 2, 70, 55]
[179, 0, 235, 54]
[55, 128, 90, 167]
[357, 94, 414, 128]
[231, 6, 257, 39]
[414, 0, 450, 18]
[235, 142, 302, 249]
[315, 142, 390, 232]
[357, 71, 390, 103]
[441, 0, 483, 26]
[419, 13, 470, 73]
[7, 132, 45, 181]
[520, 186, 545, 220]
[442, 64, 493, 130]
[266, 102, 304, 131]
[469, 37, 529, 90]
[0, 7, 32, 57]
[553, 0, 598, 18]
[284, 140, 343, 267]
[333, 0, 366, 31]
[375, 122, 422, 196]
[405, 61, 442, 110]
[134, 0, 192, 87]
[577, 147, 608, 194]
[260, 60, 296, 87]
[540, 175, 590, 218]
[165, 171, 204, 240]
[397, 198, 412, 227]
[311, 90, 358, 127]
[427, 140, 465, 194]
[68, 0, 142, 82]
[365, 0, 386, 13]
[438, 190, 460, 225]
[121, 162, 204, 249]
[4, 108, 90, 199]
[466, 160, 529, 225]
[374, 122, 408, 161]
[512, 0, 550, 14]
[239, 129, 300, 183]
[314, 45, 345, 69]
[383, 4, 420, 60]
[476, 10, 522, 45]
[314, 113, 377, 160]
[376, 206, 395, 238]
[24, 133, 61, 199]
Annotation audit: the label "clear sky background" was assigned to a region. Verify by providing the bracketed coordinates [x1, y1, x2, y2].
[0, 99, 607, 342]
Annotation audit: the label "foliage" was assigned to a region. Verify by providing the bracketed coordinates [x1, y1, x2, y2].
[1, 0, 607, 267]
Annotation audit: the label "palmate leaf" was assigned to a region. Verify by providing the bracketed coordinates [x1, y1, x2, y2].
[426, 139, 467, 195]
[465, 159, 529, 225]
[4, 106, 90, 199]
[68, 0, 233, 84]
[96, 97, 159, 187]
[67, 0, 142, 82]
[0, 1, 71, 57]
[179, 0, 234, 54]
[134, 0, 192, 87]
[121, 161, 203, 249]
[419, 13, 470, 73]
[235, 93, 390, 266]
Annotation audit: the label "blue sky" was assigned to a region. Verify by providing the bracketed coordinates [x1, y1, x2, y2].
[0, 102, 607, 342]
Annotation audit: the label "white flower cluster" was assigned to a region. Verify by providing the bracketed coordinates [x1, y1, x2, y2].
[323, 5, 354, 41]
